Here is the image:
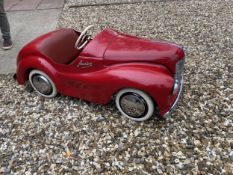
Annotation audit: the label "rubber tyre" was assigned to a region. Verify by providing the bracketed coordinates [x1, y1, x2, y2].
[29, 70, 57, 98]
[115, 88, 155, 121]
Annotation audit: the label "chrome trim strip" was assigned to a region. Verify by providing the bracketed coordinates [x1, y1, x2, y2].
[163, 76, 184, 118]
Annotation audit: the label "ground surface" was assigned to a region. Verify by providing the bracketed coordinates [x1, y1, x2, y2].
[0, 0, 64, 74]
[5, 0, 64, 11]
[1, 0, 233, 174]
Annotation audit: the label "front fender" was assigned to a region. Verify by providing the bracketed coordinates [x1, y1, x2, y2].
[51, 63, 174, 109]
[104, 64, 174, 110]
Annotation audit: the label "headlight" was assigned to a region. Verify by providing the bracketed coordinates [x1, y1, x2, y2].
[174, 59, 185, 81]
[172, 59, 185, 94]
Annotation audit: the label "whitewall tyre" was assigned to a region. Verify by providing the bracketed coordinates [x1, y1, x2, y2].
[115, 88, 155, 121]
[29, 70, 57, 98]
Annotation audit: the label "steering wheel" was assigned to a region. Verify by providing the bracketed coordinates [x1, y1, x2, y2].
[75, 25, 94, 50]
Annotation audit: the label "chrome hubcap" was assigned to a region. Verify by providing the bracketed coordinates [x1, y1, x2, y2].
[120, 93, 148, 118]
[32, 74, 53, 95]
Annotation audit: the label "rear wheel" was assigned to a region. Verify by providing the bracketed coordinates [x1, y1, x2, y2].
[115, 89, 155, 121]
[29, 70, 57, 98]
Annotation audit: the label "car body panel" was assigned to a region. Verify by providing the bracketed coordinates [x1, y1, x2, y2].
[104, 31, 184, 73]
[17, 28, 80, 65]
[16, 28, 185, 117]
[80, 28, 119, 58]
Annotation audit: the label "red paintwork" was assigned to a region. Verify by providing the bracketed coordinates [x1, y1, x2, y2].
[16, 28, 185, 116]
[104, 31, 184, 74]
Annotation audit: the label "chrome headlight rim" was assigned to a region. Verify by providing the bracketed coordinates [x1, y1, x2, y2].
[172, 79, 180, 95]
[175, 59, 185, 80]
[172, 59, 185, 95]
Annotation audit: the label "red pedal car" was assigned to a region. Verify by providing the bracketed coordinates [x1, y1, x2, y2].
[16, 25, 185, 121]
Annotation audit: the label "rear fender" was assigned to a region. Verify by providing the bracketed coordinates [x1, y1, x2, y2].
[16, 56, 61, 90]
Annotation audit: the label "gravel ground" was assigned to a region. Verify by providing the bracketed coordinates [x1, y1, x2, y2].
[1, 0, 233, 174]
[66, 0, 161, 7]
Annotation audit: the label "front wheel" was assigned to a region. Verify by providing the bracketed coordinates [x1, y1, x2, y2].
[29, 70, 57, 98]
[115, 89, 155, 121]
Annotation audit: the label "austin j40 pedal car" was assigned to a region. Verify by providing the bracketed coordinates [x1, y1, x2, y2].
[16, 25, 185, 121]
